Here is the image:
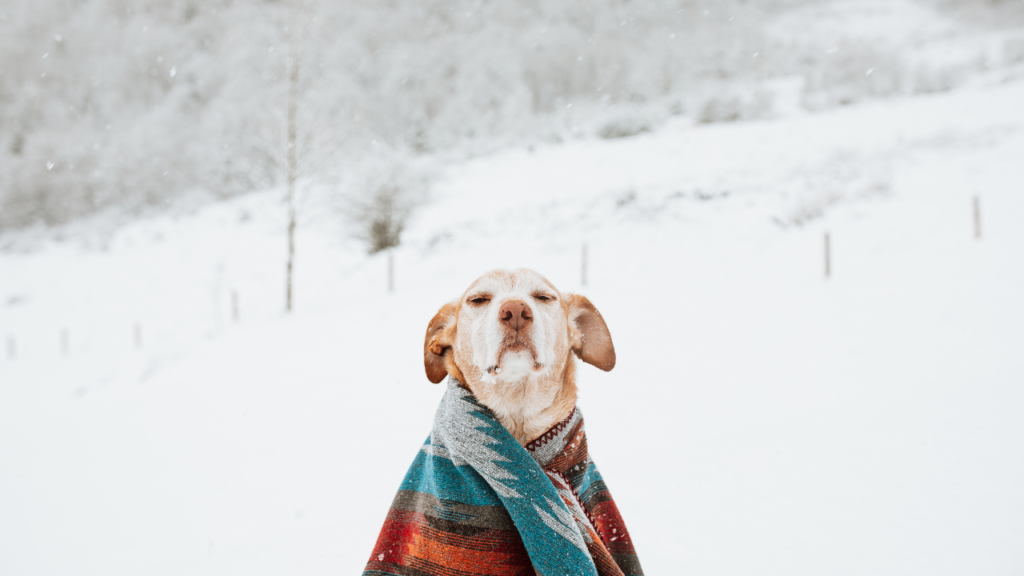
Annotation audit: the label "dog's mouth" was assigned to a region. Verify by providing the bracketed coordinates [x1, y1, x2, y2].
[488, 340, 542, 374]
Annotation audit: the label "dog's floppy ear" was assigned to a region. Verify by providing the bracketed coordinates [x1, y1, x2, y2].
[565, 294, 615, 371]
[424, 302, 457, 384]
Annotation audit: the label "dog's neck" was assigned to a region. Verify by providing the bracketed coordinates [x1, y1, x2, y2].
[454, 356, 578, 446]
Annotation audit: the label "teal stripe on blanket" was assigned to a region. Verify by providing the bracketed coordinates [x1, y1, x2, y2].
[578, 464, 606, 496]
[398, 441, 504, 507]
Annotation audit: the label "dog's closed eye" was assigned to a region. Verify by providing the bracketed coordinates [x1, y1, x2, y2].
[467, 294, 492, 305]
[532, 293, 555, 303]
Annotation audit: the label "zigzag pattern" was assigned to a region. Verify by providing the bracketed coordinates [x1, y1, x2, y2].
[525, 408, 577, 451]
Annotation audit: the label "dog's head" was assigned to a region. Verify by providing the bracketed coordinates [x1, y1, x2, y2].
[423, 269, 614, 438]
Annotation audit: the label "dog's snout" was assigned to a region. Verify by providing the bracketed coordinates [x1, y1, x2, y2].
[499, 300, 533, 331]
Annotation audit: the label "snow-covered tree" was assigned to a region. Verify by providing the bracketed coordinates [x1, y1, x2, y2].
[1, 0, 1021, 232]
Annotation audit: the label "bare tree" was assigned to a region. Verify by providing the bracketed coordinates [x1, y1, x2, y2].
[274, 1, 345, 312]
[285, 18, 300, 312]
[343, 154, 431, 255]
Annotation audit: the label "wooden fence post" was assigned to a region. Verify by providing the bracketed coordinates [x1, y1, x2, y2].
[388, 250, 395, 293]
[824, 233, 831, 279]
[973, 196, 981, 239]
[581, 243, 588, 287]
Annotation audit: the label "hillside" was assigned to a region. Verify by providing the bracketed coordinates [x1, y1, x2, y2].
[2, 70, 1024, 574]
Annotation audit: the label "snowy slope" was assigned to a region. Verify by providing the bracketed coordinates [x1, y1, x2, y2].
[2, 77, 1024, 576]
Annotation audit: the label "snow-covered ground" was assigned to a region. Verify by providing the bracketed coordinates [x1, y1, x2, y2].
[2, 74, 1024, 576]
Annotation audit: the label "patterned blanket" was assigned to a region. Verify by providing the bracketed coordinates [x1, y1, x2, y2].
[364, 377, 643, 576]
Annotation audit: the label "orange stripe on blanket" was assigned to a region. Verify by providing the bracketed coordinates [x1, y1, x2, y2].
[409, 532, 530, 575]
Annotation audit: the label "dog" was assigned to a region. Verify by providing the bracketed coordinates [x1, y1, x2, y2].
[364, 268, 642, 576]
[423, 267, 616, 445]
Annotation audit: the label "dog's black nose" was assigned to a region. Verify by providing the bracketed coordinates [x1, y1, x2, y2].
[499, 300, 533, 331]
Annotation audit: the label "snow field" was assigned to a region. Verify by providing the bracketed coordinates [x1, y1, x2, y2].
[2, 78, 1024, 576]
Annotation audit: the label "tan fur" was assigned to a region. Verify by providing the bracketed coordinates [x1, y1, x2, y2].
[422, 269, 615, 445]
